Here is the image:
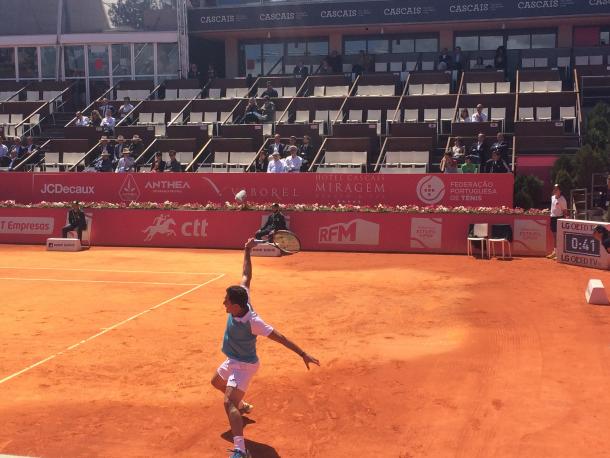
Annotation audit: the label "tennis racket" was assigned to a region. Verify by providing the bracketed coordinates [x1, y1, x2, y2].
[256, 230, 301, 255]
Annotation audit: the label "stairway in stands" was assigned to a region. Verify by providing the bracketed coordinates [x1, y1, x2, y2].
[37, 111, 74, 142]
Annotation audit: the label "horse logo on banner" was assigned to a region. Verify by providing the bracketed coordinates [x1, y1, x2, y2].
[142, 214, 177, 241]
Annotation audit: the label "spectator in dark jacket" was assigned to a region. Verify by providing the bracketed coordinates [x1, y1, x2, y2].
[95, 150, 114, 172]
[293, 61, 309, 78]
[485, 150, 511, 173]
[490, 132, 509, 162]
[166, 150, 182, 172]
[260, 81, 278, 98]
[469, 133, 489, 164]
[62, 201, 87, 239]
[151, 151, 166, 172]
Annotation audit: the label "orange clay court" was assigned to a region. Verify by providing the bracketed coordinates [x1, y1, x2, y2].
[1, 245, 610, 458]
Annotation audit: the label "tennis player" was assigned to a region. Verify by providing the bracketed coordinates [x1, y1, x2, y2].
[211, 238, 319, 458]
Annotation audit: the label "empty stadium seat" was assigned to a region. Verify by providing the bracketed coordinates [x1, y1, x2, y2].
[547, 81, 562, 92]
[408, 84, 423, 96]
[481, 82, 495, 94]
[295, 110, 310, 123]
[533, 81, 548, 92]
[519, 81, 534, 93]
[170, 112, 183, 124]
[138, 112, 153, 124]
[348, 110, 362, 123]
[325, 86, 348, 97]
[536, 106, 552, 121]
[467, 83, 481, 94]
[366, 109, 381, 123]
[404, 109, 419, 122]
[165, 89, 178, 100]
[208, 88, 221, 99]
[519, 107, 534, 121]
[496, 82, 510, 94]
[423, 108, 438, 123]
[313, 86, 325, 97]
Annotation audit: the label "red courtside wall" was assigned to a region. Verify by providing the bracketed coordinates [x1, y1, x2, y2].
[0, 173, 514, 207]
[0, 208, 549, 255]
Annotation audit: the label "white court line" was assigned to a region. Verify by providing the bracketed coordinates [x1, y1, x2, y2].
[0, 277, 201, 287]
[0, 266, 224, 276]
[0, 273, 225, 386]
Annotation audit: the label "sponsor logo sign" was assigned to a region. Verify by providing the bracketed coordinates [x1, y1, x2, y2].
[40, 183, 95, 195]
[142, 214, 208, 242]
[410, 217, 443, 249]
[314, 174, 385, 204]
[416, 176, 445, 205]
[144, 180, 192, 194]
[119, 175, 141, 202]
[0, 216, 54, 235]
[318, 218, 380, 245]
[513, 218, 547, 253]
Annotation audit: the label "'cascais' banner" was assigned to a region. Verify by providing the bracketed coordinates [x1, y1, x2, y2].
[189, 0, 609, 32]
[0, 173, 514, 208]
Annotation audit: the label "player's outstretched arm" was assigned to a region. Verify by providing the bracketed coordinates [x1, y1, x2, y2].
[241, 238, 256, 289]
[267, 330, 320, 370]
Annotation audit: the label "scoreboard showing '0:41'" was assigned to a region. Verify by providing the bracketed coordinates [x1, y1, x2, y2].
[557, 219, 609, 271]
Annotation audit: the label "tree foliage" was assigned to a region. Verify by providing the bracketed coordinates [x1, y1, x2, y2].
[514, 174, 544, 209]
[108, 0, 173, 29]
[551, 102, 610, 194]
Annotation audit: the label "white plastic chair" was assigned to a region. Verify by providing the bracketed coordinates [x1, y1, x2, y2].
[519, 107, 534, 121]
[404, 109, 419, 123]
[467, 223, 489, 258]
[519, 81, 534, 93]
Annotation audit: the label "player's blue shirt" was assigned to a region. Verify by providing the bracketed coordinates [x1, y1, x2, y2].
[222, 290, 273, 363]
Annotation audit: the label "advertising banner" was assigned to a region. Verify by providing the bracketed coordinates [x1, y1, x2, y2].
[557, 219, 609, 270]
[0, 208, 548, 256]
[189, 0, 607, 32]
[5, 173, 514, 208]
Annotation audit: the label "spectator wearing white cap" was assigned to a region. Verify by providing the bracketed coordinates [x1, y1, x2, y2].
[267, 151, 286, 173]
[115, 148, 135, 173]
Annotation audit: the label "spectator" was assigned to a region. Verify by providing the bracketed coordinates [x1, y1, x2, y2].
[460, 155, 479, 173]
[352, 51, 365, 76]
[100, 112, 116, 135]
[90, 110, 103, 127]
[62, 201, 87, 240]
[260, 81, 278, 98]
[129, 135, 144, 158]
[23, 135, 37, 155]
[253, 150, 268, 172]
[259, 96, 276, 123]
[547, 184, 568, 259]
[74, 111, 90, 127]
[459, 108, 471, 123]
[453, 46, 464, 72]
[115, 149, 135, 173]
[118, 97, 134, 122]
[438, 48, 452, 71]
[494, 46, 507, 71]
[166, 150, 182, 172]
[207, 64, 216, 82]
[362, 51, 373, 73]
[94, 150, 114, 172]
[484, 150, 511, 173]
[293, 61, 309, 78]
[490, 132, 509, 161]
[268, 134, 285, 158]
[471, 104, 488, 122]
[3, 149, 18, 170]
[98, 136, 112, 157]
[242, 97, 260, 124]
[298, 135, 315, 168]
[10, 137, 26, 158]
[284, 145, 302, 172]
[593, 225, 610, 254]
[113, 135, 126, 160]
[150, 151, 166, 172]
[255, 203, 287, 240]
[469, 133, 489, 164]
[471, 56, 486, 70]
[287, 136, 298, 150]
[449, 137, 465, 159]
[440, 151, 458, 173]
[0, 136, 8, 159]
[188, 63, 202, 81]
[319, 59, 332, 74]
[327, 50, 342, 73]
[267, 151, 286, 173]
[99, 98, 114, 118]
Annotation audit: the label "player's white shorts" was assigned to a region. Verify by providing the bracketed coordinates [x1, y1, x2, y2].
[217, 358, 260, 392]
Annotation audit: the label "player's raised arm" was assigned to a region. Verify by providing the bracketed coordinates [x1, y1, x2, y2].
[241, 238, 256, 289]
[267, 329, 320, 370]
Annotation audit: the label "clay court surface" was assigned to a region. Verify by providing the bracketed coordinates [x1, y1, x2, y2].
[0, 246, 610, 458]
